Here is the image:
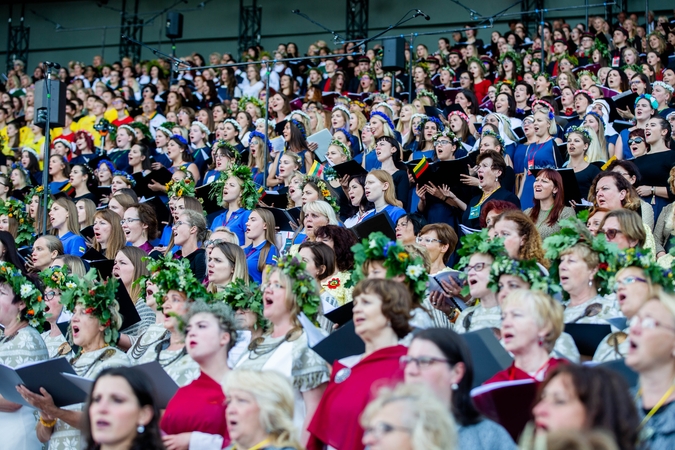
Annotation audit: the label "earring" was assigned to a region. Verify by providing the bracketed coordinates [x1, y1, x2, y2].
[137, 425, 145, 434]
[588, 279, 593, 287]
[538, 336, 544, 347]
[451, 383, 459, 390]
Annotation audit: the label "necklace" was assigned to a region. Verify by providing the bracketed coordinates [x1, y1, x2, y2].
[0, 331, 18, 346]
[154, 337, 188, 368]
[70, 347, 114, 377]
[129, 329, 169, 360]
[477, 186, 499, 206]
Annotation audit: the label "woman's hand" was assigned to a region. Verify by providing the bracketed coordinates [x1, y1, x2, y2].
[163, 432, 192, 450]
[148, 180, 166, 192]
[426, 182, 446, 200]
[339, 174, 351, 192]
[460, 174, 479, 187]
[307, 142, 319, 152]
[151, 162, 164, 171]
[416, 184, 427, 201]
[429, 291, 457, 317]
[439, 277, 463, 298]
[616, 107, 634, 120]
[24, 255, 36, 273]
[467, 164, 478, 176]
[16, 386, 58, 417]
[635, 185, 653, 197]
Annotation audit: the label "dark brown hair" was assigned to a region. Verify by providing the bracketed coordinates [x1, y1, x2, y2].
[419, 223, 458, 264]
[314, 225, 358, 272]
[352, 279, 412, 339]
[528, 168, 566, 226]
[298, 241, 337, 281]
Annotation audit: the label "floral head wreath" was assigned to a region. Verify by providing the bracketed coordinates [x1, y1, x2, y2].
[574, 89, 594, 99]
[290, 110, 312, 126]
[653, 81, 675, 95]
[349, 231, 428, 301]
[616, 247, 674, 293]
[375, 102, 395, 116]
[191, 120, 211, 136]
[171, 134, 189, 146]
[495, 80, 514, 96]
[448, 110, 470, 124]
[0, 261, 45, 331]
[302, 176, 340, 214]
[332, 104, 352, 120]
[635, 94, 659, 109]
[214, 279, 266, 330]
[543, 215, 619, 297]
[27, 185, 53, 209]
[224, 118, 242, 133]
[39, 266, 72, 292]
[142, 254, 209, 309]
[418, 116, 445, 134]
[591, 38, 611, 61]
[112, 170, 136, 187]
[565, 125, 592, 142]
[482, 129, 505, 147]
[118, 124, 136, 137]
[499, 51, 523, 73]
[213, 139, 242, 163]
[488, 256, 561, 296]
[621, 64, 643, 74]
[370, 111, 395, 130]
[440, 66, 456, 76]
[416, 89, 438, 105]
[156, 121, 177, 138]
[467, 57, 485, 74]
[166, 172, 196, 199]
[210, 165, 260, 210]
[289, 118, 307, 139]
[248, 130, 273, 153]
[52, 138, 72, 152]
[10, 162, 29, 180]
[0, 199, 33, 246]
[577, 70, 599, 84]
[329, 139, 351, 160]
[414, 63, 430, 75]
[130, 122, 152, 142]
[560, 53, 579, 67]
[240, 95, 265, 111]
[433, 129, 462, 146]
[532, 99, 555, 120]
[61, 270, 122, 344]
[269, 253, 321, 321]
[454, 230, 507, 295]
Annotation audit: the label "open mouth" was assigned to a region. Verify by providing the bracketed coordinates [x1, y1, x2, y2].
[72, 325, 80, 336]
[95, 420, 110, 429]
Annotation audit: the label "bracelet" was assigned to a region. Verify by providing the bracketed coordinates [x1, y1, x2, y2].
[39, 416, 57, 428]
[652, 186, 655, 195]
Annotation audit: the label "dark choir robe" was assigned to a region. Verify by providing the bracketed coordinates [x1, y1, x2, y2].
[306, 345, 408, 450]
[484, 357, 566, 384]
[160, 372, 230, 447]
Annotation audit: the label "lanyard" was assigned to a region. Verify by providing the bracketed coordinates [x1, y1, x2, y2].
[509, 358, 553, 381]
[637, 382, 675, 431]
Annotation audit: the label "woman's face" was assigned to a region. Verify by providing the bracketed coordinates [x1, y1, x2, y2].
[494, 95, 509, 114]
[560, 88, 574, 107]
[89, 375, 152, 447]
[533, 175, 557, 201]
[116, 129, 132, 149]
[262, 271, 290, 322]
[112, 251, 135, 287]
[43, 287, 63, 324]
[369, 117, 384, 138]
[558, 250, 595, 295]
[626, 300, 675, 372]
[533, 113, 551, 138]
[303, 210, 329, 239]
[566, 132, 588, 158]
[222, 177, 242, 204]
[607, 70, 621, 89]
[93, 216, 112, 246]
[245, 211, 266, 243]
[301, 184, 320, 205]
[122, 207, 146, 244]
[225, 388, 264, 446]
[615, 267, 650, 319]
[578, 75, 593, 90]
[331, 111, 346, 130]
[108, 198, 125, 217]
[48, 156, 64, 177]
[364, 174, 386, 203]
[172, 214, 193, 247]
[110, 176, 128, 195]
[162, 290, 189, 330]
[502, 298, 545, 355]
[573, 94, 590, 114]
[207, 247, 234, 285]
[497, 274, 529, 305]
[97, 163, 112, 184]
[352, 290, 389, 340]
[476, 157, 500, 188]
[0, 215, 9, 232]
[559, 59, 573, 73]
[49, 203, 69, 230]
[493, 219, 524, 259]
[595, 176, 626, 210]
[403, 338, 456, 402]
[348, 179, 365, 208]
[69, 165, 87, 188]
[647, 52, 659, 67]
[326, 145, 348, 166]
[71, 303, 104, 347]
[628, 133, 648, 157]
[127, 145, 144, 168]
[466, 253, 492, 299]
[586, 210, 606, 236]
[600, 216, 635, 249]
[634, 99, 653, 120]
[417, 230, 447, 264]
[533, 374, 587, 434]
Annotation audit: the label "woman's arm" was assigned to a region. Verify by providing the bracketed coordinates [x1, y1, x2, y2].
[302, 384, 327, 445]
[303, 150, 314, 172]
[187, 163, 200, 184]
[267, 152, 282, 187]
[0, 396, 22, 412]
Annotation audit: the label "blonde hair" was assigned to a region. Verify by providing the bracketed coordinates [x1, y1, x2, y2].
[303, 200, 339, 225]
[51, 197, 82, 236]
[651, 290, 675, 322]
[582, 126, 608, 162]
[502, 289, 564, 352]
[360, 383, 457, 450]
[533, 108, 558, 136]
[369, 170, 403, 207]
[222, 370, 302, 450]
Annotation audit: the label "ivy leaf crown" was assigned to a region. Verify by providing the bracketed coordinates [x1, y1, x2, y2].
[543, 215, 619, 296]
[0, 261, 45, 332]
[60, 269, 121, 344]
[166, 171, 197, 199]
[142, 253, 209, 308]
[214, 278, 267, 330]
[0, 198, 34, 246]
[210, 165, 260, 210]
[271, 253, 321, 321]
[455, 229, 507, 271]
[302, 176, 340, 214]
[488, 256, 561, 296]
[349, 232, 429, 301]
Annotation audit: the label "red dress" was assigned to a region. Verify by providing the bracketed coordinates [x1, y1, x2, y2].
[473, 79, 492, 103]
[306, 345, 407, 450]
[160, 372, 230, 447]
[484, 357, 566, 384]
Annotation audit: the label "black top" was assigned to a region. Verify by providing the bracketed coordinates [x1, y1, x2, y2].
[461, 187, 521, 230]
[633, 151, 675, 199]
[392, 169, 411, 212]
[183, 248, 207, 282]
[574, 164, 601, 201]
[73, 192, 98, 204]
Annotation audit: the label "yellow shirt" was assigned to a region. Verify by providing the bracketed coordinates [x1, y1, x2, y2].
[103, 107, 118, 123]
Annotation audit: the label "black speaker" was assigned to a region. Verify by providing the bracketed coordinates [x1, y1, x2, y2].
[382, 38, 406, 71]
[34, 79, 66, 128]
[166, 12, 183, 39]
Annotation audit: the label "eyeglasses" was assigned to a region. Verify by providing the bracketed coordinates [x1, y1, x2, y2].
[120, 218, 141, 225]
[629, 316, 675, 333]
[600, 228, 623, 240]
[416, 236, 442, 245]
[399, 355, 450, 369]
[44, 290, 57, 301]
[260, 282, 285, 291]
[613, 276, 647, 290]
[204, 238, 225, 247]
[363, 422, 411, 440]
[172, 220, 188, 228]
[464, 262, 487, 273]
[627, 137, 644, 145]
[434, 139, 452, 146]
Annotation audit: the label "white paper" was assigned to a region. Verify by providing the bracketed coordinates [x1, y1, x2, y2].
[307, 129, 333, 162]
[270, 136, 285, 152]
[297, 312, 327, 347]
[470, 378, 535, 397]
